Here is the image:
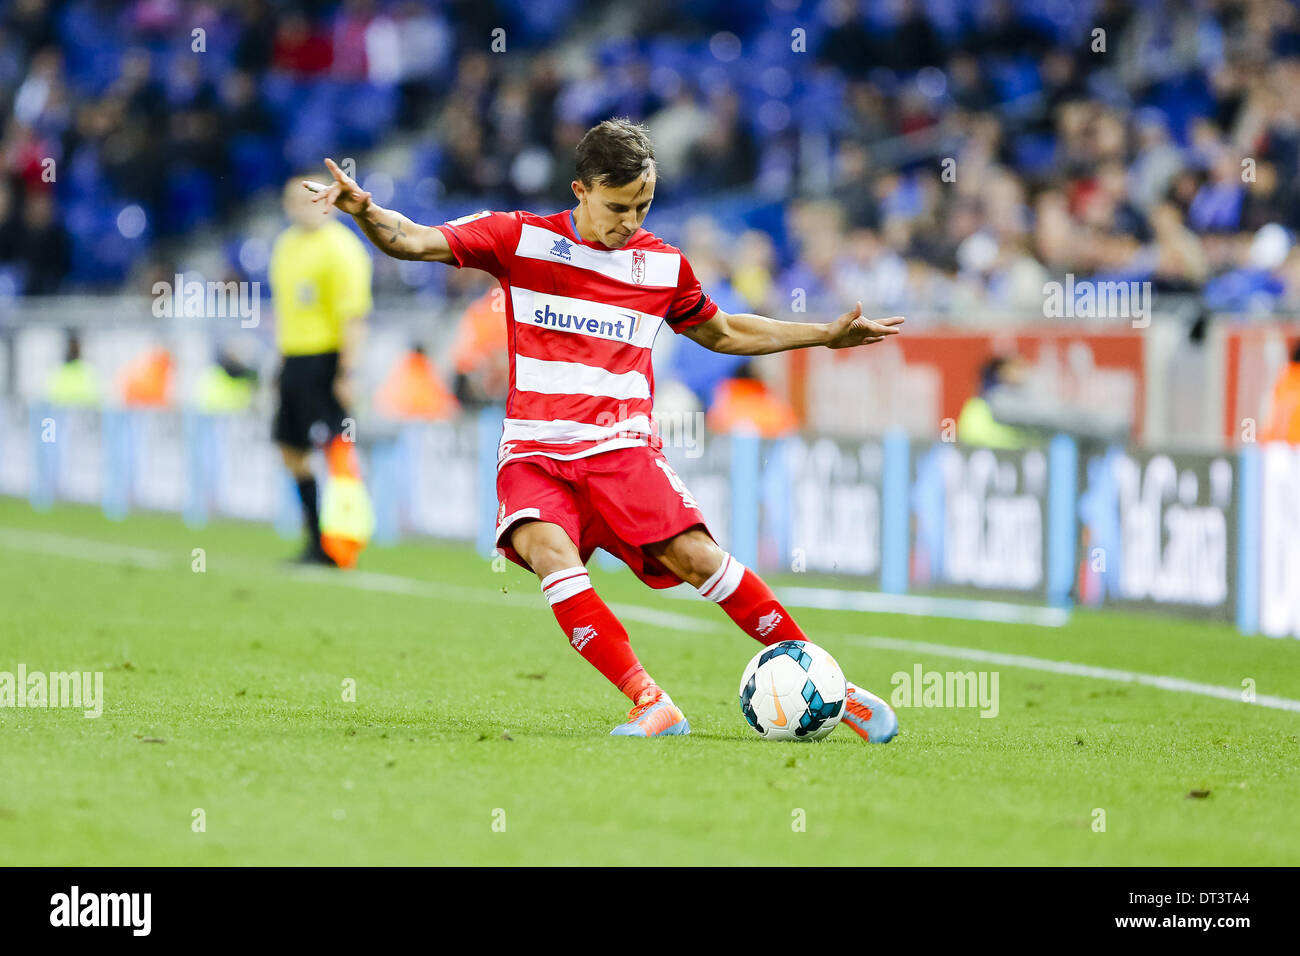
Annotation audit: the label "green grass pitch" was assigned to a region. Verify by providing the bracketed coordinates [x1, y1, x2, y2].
[1, 496, 1298, 866]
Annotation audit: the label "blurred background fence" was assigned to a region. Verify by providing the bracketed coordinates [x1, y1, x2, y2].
[3, 0, 1300, 638]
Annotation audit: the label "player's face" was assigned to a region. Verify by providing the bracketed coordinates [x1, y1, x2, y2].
[574, 171, 655, 248]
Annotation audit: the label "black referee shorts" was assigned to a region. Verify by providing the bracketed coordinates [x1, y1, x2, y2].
[272, 351, 347, 451]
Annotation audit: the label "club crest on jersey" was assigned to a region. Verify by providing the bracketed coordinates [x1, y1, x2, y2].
[631, 249, 646, 285]
[549, 237, 573, 261]
[571, 625, 597, 650]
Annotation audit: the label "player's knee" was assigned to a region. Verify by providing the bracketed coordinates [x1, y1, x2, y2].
[512, 523, 580, 577]
[665, 532, 725, 587]
[279, 446, 311, 476]
[530, 543, 577, 576]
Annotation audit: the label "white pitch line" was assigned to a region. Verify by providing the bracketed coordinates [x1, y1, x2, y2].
[607, 602, 724, 634]
[307, 566, 721, 632]
[0, 525, 721, 633]
[291, 562, 721, 632]
[0, 528, 173, 569]
[844, 634, 1300, 713]
[5, 525, 1298, 712]
[774, 585, 1070, 628]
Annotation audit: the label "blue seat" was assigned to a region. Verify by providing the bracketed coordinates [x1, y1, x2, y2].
[337, 83, 398, 148]
[229, 134, 280, 193]
[163, 168, 217, 234]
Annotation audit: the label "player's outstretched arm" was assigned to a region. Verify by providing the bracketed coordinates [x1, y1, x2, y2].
[682, 303, 903, 355]
[305, 158, 454, 263]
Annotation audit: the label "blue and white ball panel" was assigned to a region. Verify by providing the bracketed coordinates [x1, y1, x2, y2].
[738, 640, 846, 741]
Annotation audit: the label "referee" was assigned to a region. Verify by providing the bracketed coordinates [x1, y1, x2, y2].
[270, 173, 373, 565]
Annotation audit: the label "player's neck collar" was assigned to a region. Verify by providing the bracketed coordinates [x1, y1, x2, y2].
[568, 208, 599, 247]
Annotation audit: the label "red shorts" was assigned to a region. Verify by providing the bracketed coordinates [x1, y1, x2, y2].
[495, 445, 710, 589]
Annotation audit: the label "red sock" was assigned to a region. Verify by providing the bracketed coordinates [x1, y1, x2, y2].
[698, 554, 808, 645]
[541, 567, 655, 702]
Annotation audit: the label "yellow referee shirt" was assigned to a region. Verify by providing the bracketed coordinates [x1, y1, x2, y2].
[270, 219, 373, 356]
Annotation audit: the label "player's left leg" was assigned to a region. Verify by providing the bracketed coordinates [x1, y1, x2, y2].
[647, 528, 898, 743]
[511, 521, 689, 738]
[646, 528, 806, 644]
[496, 453, 690, 738]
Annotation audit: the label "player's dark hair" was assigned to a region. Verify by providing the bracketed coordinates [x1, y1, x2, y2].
[575, 118, 656, 188]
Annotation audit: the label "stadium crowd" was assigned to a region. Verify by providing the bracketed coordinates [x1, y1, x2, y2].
[3, 0, 1300, 321]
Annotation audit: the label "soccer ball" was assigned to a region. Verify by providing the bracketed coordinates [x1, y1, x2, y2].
[738, 640, 846, 741]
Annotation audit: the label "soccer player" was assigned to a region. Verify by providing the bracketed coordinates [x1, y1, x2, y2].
[270, 173, 373, 565]
[309, 119, 903, 740]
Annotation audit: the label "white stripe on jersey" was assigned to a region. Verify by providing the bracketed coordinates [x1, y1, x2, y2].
[515, 224, 681, 288]
[510, 287, 664, 349]
[498, 435, 649, 468]
[514, 355, 650, 401]
[501, 414, 654, 445]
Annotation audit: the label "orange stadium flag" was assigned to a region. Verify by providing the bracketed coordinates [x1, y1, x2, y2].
[318, 435, 375, 569]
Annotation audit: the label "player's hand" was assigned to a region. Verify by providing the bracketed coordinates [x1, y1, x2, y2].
[825, 303, 904, 349]
[333, 368, 357, 410]
[307, 158, 372, 216]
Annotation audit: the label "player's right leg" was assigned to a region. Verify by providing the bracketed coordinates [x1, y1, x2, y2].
[505, 517, 688, 737]
[582, 448, 897, 743]
[650, 529, 897, 742]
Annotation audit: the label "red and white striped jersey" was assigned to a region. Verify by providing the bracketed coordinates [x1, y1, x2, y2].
[435, 208, 718, 467]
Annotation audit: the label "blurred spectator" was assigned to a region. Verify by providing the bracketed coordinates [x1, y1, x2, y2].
[18, 190, 68, 293]
[222, 70, 271, 137]
[647, 87, 709, 183]
[958, 355, 1030, 450]
[1261, 339, 1300, 444]
[0, 177, 22, 263]
[332, 0, 374, 81]
[663, 219, 750, 406]
[4, 0, 1300, 319]
[1150, 201, 1210, 290]
[449, 286, 509, 405]
[120, 346, 174, 407]
[816, 0, 874, 79]
[366, 2, 453, 126]
[196, 346, 258, 414]
[272, 13, 333, 76]
[705, 371, 799, 438]
[44, 330, 99, 407]
[729, 230, 776, 312]
[374, 345, 458, 421]
[685, 89, 757, 190]
[4, 0, 57, 53]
